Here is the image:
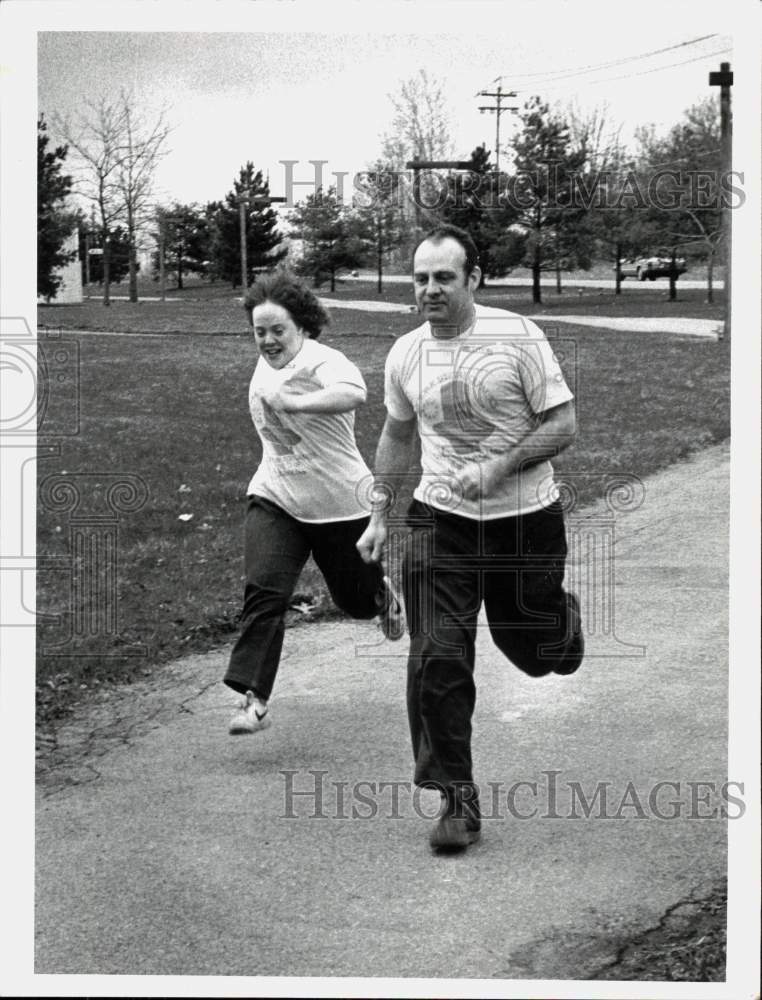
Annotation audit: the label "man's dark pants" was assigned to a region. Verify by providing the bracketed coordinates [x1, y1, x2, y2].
[402, 498, 583, 800]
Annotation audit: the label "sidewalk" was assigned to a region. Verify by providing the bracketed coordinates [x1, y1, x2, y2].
[34, 443, 730, 981]
[322, 298, 722, 338]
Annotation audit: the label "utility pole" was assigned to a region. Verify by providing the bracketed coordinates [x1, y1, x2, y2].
[709, 61, 733, 342]
[236, 191, 287, 291]
[477, 84, 518, 175]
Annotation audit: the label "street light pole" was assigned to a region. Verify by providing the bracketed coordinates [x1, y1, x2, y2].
[237, 197, 249, 292]
[237, 191, 287, 291]
[405, 159, 473, 230]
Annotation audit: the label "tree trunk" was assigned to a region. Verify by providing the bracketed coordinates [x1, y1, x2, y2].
[668, 248, 677, 302]
[532, 247, 542, 304]
[555, 232, 562, 294]
[614, 241, 622, 296]
[102, 239, 111, 307]
[177, 245, 183, 291]
[377, 235, 383, 295]
[127, 204, 138, 303]
[330, 267, 336, 293]
[706, 250, 714, 304]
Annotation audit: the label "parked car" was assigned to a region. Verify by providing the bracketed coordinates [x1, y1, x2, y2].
[614, 256, 687, 281]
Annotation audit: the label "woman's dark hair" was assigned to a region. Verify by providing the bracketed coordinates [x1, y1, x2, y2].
[244, 270, 330, 338]
[416, 224, 480, 277]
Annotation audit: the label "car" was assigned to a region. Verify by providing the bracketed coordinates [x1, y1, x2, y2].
[614, 256, 687, 281]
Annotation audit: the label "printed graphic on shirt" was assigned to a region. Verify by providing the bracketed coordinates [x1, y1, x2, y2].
[252, 366, 324, 457]
[258, 400, 302, 456]
[429, 378, 499, 454]
[384, 307, 574, 519]
[246, 340, 372, 522]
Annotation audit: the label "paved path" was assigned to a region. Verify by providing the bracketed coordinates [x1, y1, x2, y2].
[348, 272, 723, 292]
[35, 444, 730, 980]
[322, 300, 723, 338]
[530, 314, 722, 338]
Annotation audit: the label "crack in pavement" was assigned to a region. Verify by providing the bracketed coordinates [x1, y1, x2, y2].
[36, 653, 225, 797]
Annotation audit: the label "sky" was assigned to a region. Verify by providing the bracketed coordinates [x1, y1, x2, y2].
[30, 3, 741, 211]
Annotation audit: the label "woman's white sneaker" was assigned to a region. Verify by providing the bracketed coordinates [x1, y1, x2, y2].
[228, 691, 272, 735]
[377, 575, 406, 641]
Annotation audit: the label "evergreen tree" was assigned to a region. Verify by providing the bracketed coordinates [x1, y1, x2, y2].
[151, 203, 211, 289]
[633, 98, 723, 301]
[207, 163, 287, 287]
[440, 144, 523, 287]
[37, 116, 77, 300]
[78, 224, 133, 285]
[353, 162, 404, 293]
[506, 98, 590, 303]
[290, 187, 365, 292]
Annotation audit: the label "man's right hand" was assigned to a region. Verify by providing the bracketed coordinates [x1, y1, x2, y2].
[356, 519, 387, 564]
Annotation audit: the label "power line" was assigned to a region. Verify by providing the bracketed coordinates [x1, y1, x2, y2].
[493, 33, 720, 84]
[511, 47, 732, 95]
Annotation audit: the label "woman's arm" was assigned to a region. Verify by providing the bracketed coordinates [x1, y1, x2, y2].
[259, 382, 366, 414]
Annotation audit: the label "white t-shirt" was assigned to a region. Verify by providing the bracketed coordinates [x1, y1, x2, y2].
[384, 304, 574, 520]
[247, 338, 372, 523]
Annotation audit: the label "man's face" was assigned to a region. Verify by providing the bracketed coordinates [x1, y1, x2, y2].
[413, 237, 479, 335]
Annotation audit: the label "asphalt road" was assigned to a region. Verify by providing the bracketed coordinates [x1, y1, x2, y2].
[35, 444, 730, 983]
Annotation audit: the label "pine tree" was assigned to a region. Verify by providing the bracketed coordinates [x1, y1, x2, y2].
[290, 188, 365, 292]
[353, 162, 404, 293]
[439, 144, 523, 287]
[633, 98, 723, 301]
[208, 163, 287, 287]
[507, 98, 590, 303]
[151, 203, 211, 289]
[38, 116, 77, 300]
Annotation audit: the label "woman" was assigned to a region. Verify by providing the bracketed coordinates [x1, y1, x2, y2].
[225, 271, 403, 735]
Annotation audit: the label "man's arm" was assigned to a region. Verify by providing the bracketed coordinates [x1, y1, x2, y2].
[458, 400, 576, 502]
[356, 413, 417, 564]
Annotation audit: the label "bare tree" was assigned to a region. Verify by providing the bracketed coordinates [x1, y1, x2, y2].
[55, 98, 126, 306]
[563, 100, 624, 173]
[380, 70, 455, 233]
[382, 69, 454, 167]
[54, 91, 170, 305]
[113, 92, 171, 302]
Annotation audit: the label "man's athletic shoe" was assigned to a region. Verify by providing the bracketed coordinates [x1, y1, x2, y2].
[228, 691, 272, 735]
[429, 790, 481, 852]
[377, 575, 405, 641]
[429, 814, 481, 852]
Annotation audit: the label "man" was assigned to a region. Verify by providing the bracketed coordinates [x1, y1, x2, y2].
[357, 224, 583, 853]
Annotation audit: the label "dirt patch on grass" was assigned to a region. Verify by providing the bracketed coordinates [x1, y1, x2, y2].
[500, 879, 727, 982]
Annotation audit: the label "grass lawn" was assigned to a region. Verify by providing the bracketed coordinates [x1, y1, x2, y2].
[38, 276, 726, 335]
[36, 296, 730, 723]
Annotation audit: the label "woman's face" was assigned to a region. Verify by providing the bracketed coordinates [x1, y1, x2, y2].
[252, 301, 305, 369]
